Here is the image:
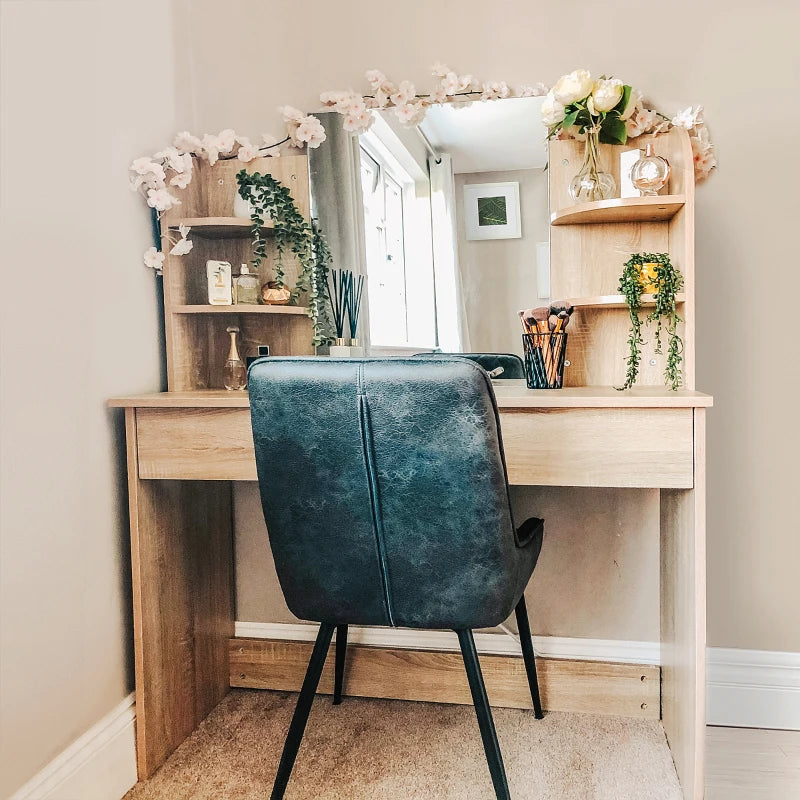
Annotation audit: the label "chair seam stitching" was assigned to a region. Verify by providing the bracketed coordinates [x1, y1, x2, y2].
[357, 364, 395, 626]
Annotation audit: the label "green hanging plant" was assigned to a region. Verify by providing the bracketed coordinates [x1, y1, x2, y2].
[235, 169, 333, 346]
[618, 252, 684, 391]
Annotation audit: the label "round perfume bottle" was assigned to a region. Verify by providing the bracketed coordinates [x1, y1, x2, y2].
[630, 143, 671, 196]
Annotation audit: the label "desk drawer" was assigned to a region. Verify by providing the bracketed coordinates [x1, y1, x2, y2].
[136, 408, 257, 480]
[135, 406, 694, 488]
[499, 408, 694, 488]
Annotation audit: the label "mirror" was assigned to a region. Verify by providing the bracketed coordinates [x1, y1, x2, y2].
[309, 96, 549, 357]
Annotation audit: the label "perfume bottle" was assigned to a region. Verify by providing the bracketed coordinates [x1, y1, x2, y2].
[235, 263, 260, 305]
[223, 326, 247, 390]
[630, 143, 671, 196]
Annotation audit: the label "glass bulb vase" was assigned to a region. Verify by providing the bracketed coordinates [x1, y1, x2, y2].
[568, 126, 616, 203]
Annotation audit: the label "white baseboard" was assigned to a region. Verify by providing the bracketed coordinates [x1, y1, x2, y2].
[707, 647, 800, 730]
[8, 693, 137, 800]
[234, 620, 662, 665]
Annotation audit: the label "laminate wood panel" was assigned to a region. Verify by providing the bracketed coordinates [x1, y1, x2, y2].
[137, 407, 256, 481]
[229, 637, 660, 719]
[500, 407, 694, 488]
[127, 410, 234, 778]
[134, 405, 696, 487]
[109, 387, 714, 410]
[660, 409, 706, 800]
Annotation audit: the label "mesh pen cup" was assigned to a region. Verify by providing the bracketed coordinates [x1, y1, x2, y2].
[522, 332, 568, 389]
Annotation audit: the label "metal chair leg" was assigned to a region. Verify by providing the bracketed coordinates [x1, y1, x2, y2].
[515, 597, 544, 719]
[270, 622, 335, 800]
[333, 624, 348, 705]
[456, 629, 511, 800]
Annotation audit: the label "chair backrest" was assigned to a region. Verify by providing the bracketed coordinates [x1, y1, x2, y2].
[248, 357, 521, 630]
[413, 352, 525, 379]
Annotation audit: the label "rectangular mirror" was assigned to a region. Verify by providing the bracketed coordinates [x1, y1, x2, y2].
[310, 95, 549, 356]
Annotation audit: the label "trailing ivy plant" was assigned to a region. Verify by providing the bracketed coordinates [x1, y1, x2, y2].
[618, 252, 684, 391]
[236, 169, 333, 346]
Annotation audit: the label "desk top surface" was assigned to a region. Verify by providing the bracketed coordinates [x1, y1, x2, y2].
[109, 383, 713, 410]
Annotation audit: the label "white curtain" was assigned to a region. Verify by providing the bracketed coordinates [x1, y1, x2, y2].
[308, 113, 370, 349]
[429, 154, 470, 352]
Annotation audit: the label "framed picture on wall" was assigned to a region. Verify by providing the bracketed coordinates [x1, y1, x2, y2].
[463, 182, 521, 240]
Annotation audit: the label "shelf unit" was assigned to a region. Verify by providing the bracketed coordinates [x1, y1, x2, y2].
[565, 293, 687, 310]
[548, 129, 695, 388]
[160, 156, 314, 390]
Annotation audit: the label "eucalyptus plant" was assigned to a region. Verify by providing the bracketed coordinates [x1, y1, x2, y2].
[618, 252, 684, 391]
[236, 169, 333, 346]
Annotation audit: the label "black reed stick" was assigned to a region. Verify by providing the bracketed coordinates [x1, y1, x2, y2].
[326, 269, 348, 339]
[346, 273, 365, 340]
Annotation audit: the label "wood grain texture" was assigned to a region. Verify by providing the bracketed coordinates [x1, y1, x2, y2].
[548, 129, 695, 392]
[127, 409, 235, 778]
[137, 407, 256, 480]
[109, 386, 713, 409]
[229, 638, 660, 719]
[551, 194, 685, 226]
[660, 408, 706, 800]
[501, 407, 694, 488]
[133, 405, 696, 487]
[160, 156, 313, 391]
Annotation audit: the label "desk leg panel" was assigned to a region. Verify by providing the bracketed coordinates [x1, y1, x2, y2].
[126, 410, 235, 779]
[660, 409, 706, 799]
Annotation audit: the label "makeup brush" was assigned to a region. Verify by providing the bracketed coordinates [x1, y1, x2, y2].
[528, 307, 555, 382]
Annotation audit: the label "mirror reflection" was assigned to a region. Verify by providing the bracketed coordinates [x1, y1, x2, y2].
[311, 96, 549, 357]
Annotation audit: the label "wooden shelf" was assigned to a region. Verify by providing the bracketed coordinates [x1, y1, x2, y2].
[567, 293, 687, 310]
[550, 195, 686, 226]
[172, 304, 307, 315]
[169, 217, 273, 239]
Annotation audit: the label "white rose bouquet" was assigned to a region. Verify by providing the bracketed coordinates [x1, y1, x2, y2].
[543, 70, 637, 145]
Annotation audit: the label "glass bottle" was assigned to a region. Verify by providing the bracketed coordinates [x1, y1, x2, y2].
[630, 143, 671, 196]
[223, 326, 247, 390]
[235, 263, 260, 305]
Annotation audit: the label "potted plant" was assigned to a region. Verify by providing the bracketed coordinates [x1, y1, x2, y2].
[618, 252, 684, 391]
[236, 169, 333, 346]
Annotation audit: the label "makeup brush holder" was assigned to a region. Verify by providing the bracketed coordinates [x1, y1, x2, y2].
[522, 332, 568, 389]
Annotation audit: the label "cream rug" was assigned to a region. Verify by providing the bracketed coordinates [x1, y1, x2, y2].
[124, 689, 681, 799]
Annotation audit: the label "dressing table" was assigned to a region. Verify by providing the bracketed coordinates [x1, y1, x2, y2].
[113, 116, 711, 798]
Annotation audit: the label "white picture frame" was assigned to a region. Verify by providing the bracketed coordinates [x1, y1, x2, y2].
[463, 181, 521, 240]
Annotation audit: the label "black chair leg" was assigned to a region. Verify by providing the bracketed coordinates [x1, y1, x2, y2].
[270, 622, 335, 800]
[333, 624, 348, 705]
[514, 597, 544, 719]
[456, 629, 511, 800]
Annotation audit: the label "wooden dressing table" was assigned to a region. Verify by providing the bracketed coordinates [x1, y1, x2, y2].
[110, 385, 711, 799]
[112, 128, 711, 798]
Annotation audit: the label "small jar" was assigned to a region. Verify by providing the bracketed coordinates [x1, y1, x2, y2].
[235, 264, 260, 305]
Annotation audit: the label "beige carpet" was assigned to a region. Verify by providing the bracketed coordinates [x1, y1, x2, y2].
[124, 689, 681, 799]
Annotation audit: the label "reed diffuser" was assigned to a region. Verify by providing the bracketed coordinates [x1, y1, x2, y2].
[327, 269, 365, 357]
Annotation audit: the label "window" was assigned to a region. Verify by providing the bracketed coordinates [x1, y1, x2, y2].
[359, 136, 437, 350]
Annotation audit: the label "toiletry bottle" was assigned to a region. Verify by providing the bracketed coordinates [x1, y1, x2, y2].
[235, 263, 260, 305]
[223, 326, 247, 390]
[207, 260, 232, 305]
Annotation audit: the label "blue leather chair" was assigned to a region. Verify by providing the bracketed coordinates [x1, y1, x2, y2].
[413, 351, 526, 379]
[249, 358, 544, 800]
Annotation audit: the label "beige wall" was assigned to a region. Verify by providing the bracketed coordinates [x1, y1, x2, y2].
[184, 0, 800, 653]
[0, 1, 177, 795]
[454, 168, 549, 355]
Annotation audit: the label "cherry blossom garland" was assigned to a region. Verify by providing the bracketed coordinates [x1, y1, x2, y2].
[130, 63, 715, 273]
